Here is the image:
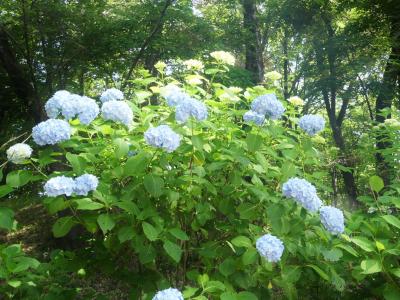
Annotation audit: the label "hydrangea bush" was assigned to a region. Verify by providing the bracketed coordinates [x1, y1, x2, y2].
[2, 53, 398, 299]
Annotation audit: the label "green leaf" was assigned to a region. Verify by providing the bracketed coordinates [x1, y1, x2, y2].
[118, 226, 135, 243]
[169, 228, 189, 241]
[0, 207, 14, 231]
[351, 237, 375, 252]
[66, 152, 87, 175]
[0, 185, 13, 198]
[13, 257, 40, 273]
[246, 134, 262, 152]
[237, 291, 258, 300]
[114, 138, 129, 159]
[97, 214, 115, 234]
[369, 175, 384, 193]
[204, 280, 225, 292]
[52, 216, 76, 238]
[334, 244, 358, 257]
[163, 240, 182, 263]
[382, 215, 400, 229]
[384, 284, 400, 300]
[192, 135, 204, 150]
[322, 248, 343, 262]
[390, 268, 400, 278]
[231, 236, 252, 248]
[6, 170, 32, 188]
[143, 174, 164, 197]
[142, 222, 159, 241]
[219, 258, 236, 277]
[361, 259, 382, 274]
[7, 280, 21, 288]
[307, 264, 330, 281]
[74, 198, 104, 210]
[124, 152, 149, 176]
[242, 248, 258, 265]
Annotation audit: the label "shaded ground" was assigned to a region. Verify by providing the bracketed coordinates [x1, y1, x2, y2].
[0, 198, 131, 299]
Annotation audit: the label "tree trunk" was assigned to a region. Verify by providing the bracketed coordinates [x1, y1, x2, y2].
[242, 0, 264, 83]
[283, 28, 289, 99]
[375, 23, 400, 185]
[0, 24, 42, 123]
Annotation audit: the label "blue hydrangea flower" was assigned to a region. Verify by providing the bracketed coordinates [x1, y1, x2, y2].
[282, 177, 322, 212]
[101, 100, 133, 127]
[100, 88, 124, 103]
[161, 84, 189, 107]
[256, 234, 284, 263]
[152, 288, 183, 300]
[74, 174, 99, 196]
[44, 176, 75, 197]
[144, 125, 181, 152]
[298, 114, 325, 136]
[45, 90, 71, 118]
[320, 206, 345, 235]
[32, 119, 72, 146]
[77, 96, 100, 125]
[175, 97, 208, 123]
[250, 94, 285, 120]
[243, 110, 265, 125]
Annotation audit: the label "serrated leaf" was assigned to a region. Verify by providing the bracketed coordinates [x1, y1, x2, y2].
[142, 222, 159, 241]
[143, 174, 164, 197]
[361, 259, 382, 274]
[382, 215, 400, 229]
[97, 214, 115, 234]
[322, 248, 343, 262]
[163, 240, 182, 263]
[52, 216, 76, 238]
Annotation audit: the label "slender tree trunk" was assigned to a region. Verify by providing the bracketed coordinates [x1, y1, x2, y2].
[283, 28, 289, 99]
[242, 0, 264, 83]
[375, 23, 400, 185]
[0, 24, 42, 123]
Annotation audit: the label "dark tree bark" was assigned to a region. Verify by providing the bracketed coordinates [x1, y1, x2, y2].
[0, 24, 42, 123]
[314, 15, 359, 206]
[122, 0, 173, 88]
[375, 21, 400, 185]
[242, 0, 264, 83]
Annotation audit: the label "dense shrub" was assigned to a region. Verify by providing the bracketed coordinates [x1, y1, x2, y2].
[1, 53, 399, 299]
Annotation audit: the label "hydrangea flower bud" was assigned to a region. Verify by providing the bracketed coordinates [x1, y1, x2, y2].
[251, 94, 285, 120]
[282, 177, 323, 212]
[256, 234, 284, 263]
[152, 288, 184, 300]
[101, 100, 133, 127]
[74, 174, 98, 196]
[6, 143, 33, 164]
[44, 176, 75, 197]
[320, 206, 345, 235]
[243, 110, 265, 126]
[100, 88, 124, 103]
[298, 114, 325, 136]
[32, 119, 71, 146]
[144, 125, 181, 153]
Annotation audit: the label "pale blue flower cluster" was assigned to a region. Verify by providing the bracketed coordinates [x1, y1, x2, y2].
[44, 174, 98, 197]
[152, 288, 183, 300]
[101, 100, 133, 127]
[175, 97, 208, 123]
[100, 88, 124, 103]
[282, 177, 322, 212]
[243, 110, 265, 126]
[32, 119, 72, 146]
[250, 94, 285, 120]
[44, 176, 75, 197]
[44, 90, 99, 125]
[161, 84, 188, 107]
[73, 174, 99, 196]
[320, 206, 345, 235]
[256, 234, 284, 263]
[144, 125, 181, 152]
[298, 114, 325, 136]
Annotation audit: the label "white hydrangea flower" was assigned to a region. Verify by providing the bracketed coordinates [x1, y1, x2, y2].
[210, 51, 235, 65]
[101, 100, 133, 128]
[152, 288, 183, 300]
[160, 84, 189, 107]
[288, 96, 305, 106]
[183, 59, 204, 71]
[6, 143, 33, 164]
[43, 176, 75, 197]
[74, 174, 98, 196]
[265, 71, 282, 81]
